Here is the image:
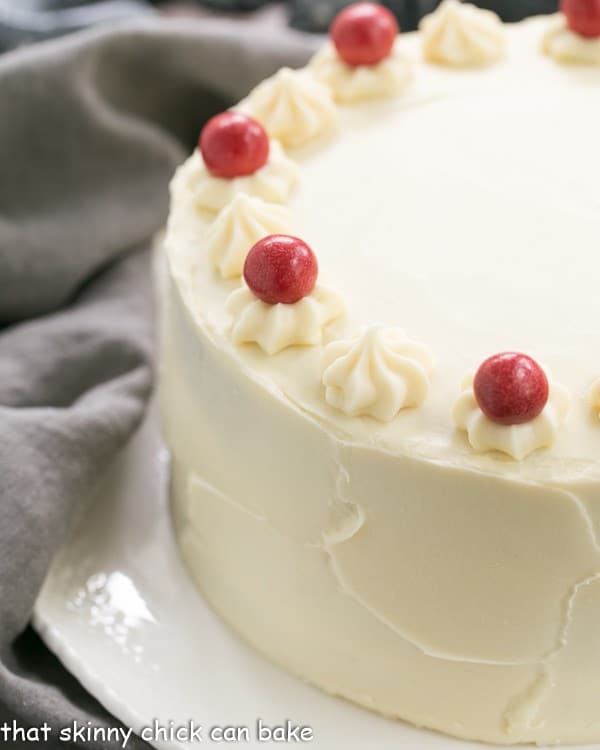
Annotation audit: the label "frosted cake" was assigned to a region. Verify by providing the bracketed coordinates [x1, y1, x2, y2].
[161, 1, 600, 744]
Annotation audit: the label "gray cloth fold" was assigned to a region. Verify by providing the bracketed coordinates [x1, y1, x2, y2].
[0, 17, 316, 747]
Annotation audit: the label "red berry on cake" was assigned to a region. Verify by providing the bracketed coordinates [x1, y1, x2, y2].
[199, 112, 270, 179]
[473, 352, 549, 426]
[330, 2, 398, 67]
[243, 235, 318, 305]
[561, 0, 600, 38]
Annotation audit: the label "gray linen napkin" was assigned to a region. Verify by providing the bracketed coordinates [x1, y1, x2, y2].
[0, 18, 316, 747]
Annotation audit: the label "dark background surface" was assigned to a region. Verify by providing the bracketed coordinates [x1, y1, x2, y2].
[0, 0, 560, 51]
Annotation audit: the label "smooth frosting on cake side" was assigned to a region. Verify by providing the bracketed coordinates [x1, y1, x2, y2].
[161, 14, 600, 746]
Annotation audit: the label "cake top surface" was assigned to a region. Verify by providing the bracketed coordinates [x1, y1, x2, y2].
[166, 14, 600, 482]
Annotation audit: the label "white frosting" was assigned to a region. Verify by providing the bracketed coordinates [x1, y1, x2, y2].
[170, 140, 300, 213]
[453, 374, 571, 460]
[237, 67, 337, 148]
[309, 42, 413, 103]
[207, 194, 292, 278]
[543, 14, 600, 65]
[590, 379, 600, 417]
[163, 17, 600, 747]
[420, 0, 506, 67]
[321, 326, 432, 421]
[226, 285, 345, 355]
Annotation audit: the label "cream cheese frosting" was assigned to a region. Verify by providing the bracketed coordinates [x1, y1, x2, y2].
[420, 0, 506, 67]
[226, 285, 344, 355]
[453, 373, 571, 460]
[543, 14, 600, 65]
[207, 194, 292, 279]
[162, 15, 600, 747]
[321, 326, 433, 421]
[237, 67, 337, 148]
[590, 379, 600, 417]
[170, 139, 300, 213]
[309, 41, 413, 103]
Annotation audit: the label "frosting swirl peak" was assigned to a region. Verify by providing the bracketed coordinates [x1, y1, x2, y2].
[207, 195, 292, 279]
[237, 68, 337, 149]
[321, 326, 433, 422]
[420, 0, 505, 67]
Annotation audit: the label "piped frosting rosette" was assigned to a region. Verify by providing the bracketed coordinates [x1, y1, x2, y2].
[453, 353, 570, 460]
[310, 3, 412, 103]
[171, 110, 300, 214]
[227, 285, 344, 355]
[321, 326, 433, 421]
[226, 234, 344, 355]
[208, 194, 293, 279]
[420, 0, 506, 67]
[310, 42, 413, 103]
[590, 379, 600, 417]
[543, 13, 600, 65]
[171, 139, 299, 214]
[237, 68, 337, 148]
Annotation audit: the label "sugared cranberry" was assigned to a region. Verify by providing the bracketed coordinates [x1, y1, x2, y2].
[473, 353, 549, 426]
[243, 235, 318, 305]
[199, 112, 269, 179]
[562, 0, 600, 37]
[330, 2, 398, 67]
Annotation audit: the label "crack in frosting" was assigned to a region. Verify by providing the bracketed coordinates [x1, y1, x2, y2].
[502, 570, 600, 738]
[543, 14, 600, 64]
[170, 140, 300, 213]
[321, 326, 433, 422]
[323, 455, 366, 546]
[207, 194, 293, 279]
[420, 0, 506, 67]
[502, 666, 551, 737]
[237, 67, 337, 149]
[453, 373, 571, 460]
[226, 285, 345, 355]
[309, 41, 413, 103]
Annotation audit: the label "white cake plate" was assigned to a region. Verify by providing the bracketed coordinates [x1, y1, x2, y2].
[32, 406, 556, 750]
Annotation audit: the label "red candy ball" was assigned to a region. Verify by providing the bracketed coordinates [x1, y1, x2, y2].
[243, 235, 318, 305]
[199, 112, 269, 179]
[473, 353, 549, 426]
[561, 0, 600, 37]
[330, 2, 398, 67]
